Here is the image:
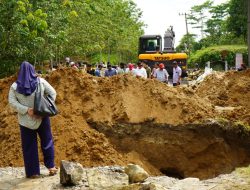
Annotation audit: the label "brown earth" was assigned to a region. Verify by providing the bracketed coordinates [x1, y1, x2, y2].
[92, 121, 250, 179]
[195, 69, 250, 124]
[0, 68, 250, 178]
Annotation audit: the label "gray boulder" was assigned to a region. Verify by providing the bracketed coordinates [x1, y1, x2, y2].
[87, 166, 129, 190]
[143, 176, 177, 189]
[124, 164, 149, 183]
[60, 160, 84, 186]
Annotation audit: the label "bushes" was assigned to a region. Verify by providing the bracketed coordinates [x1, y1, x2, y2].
[0, 61, 20, 78]
[188, 45, 248, 68]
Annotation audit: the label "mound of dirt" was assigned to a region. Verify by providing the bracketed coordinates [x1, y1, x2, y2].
[49, 68, 215, 125]
[0, 68, 216, 170]
[196, 69, 250, 124]
[0, 75, 125, 169]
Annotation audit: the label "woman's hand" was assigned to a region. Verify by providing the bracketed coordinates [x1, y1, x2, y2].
[28, 108, 42, 119]
[27, 108, 34, 117]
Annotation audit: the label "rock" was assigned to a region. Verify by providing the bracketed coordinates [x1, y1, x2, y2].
[60, 160, 84, 186]
[124, 164, 149, 183]
[171, 178, 203, 190]
[87, 166, 129, 190]
[143, 176, 177, 189]
[109, 183, 155, 190]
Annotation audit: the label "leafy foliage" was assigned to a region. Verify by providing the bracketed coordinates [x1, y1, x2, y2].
[176, 33, 200, 53]
[0, 0, 144, 77]
[179, 0, 248, 67]
[188, 45, 248, 68]
[187, 0, 213, 38]
[227, 0, 248, 40]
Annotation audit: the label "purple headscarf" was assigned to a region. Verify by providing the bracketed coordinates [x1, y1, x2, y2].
[16, 61, 38, 96]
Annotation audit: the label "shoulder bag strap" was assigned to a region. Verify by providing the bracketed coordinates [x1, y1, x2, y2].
[36, 77, 41, 93]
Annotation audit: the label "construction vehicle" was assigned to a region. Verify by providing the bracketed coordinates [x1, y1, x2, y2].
[138, 26, 188, 77]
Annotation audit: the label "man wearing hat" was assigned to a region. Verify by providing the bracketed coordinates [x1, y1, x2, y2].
[172, 61, 182, 86]
[153, 63, 169, 83]
[70, 61, 79, 70]
[125, 63, 136, 76]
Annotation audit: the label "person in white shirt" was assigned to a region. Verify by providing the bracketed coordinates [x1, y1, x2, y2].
[154, 63, 169, 83]
[134, 62, 147, 79]
[117, 63, 126, 74]
[172, 61, 182, 86]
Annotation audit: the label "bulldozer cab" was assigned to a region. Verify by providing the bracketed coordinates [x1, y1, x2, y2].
[138, 35, 162, 54]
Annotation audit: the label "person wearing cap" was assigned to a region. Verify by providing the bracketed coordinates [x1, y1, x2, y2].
[69, 61, 78, 70]
[172, 61, 182, 86]
[134, 62, 147, 79]
[104, 64, 117, 77]
[153, 63, 169, 83]
[125, 63, 136, 76]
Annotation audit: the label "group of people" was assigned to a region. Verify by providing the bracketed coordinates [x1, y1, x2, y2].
[151, 61, 182, 86]
[83, 61, 182, 86]
[88, 62, 148, 78]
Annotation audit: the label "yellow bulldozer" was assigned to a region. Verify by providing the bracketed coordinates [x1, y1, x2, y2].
[138, 26, 188, 77]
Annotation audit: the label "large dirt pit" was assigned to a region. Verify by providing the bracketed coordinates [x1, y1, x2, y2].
[1, 68, 250, 180]
[91, 121, 250, 180]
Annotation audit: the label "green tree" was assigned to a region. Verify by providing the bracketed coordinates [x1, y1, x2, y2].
[177, 0, 249, 67]
[227, 0, 248, 41]
[204, 3, 229, 44]
[65, 0, 143, 63]
[187, 0, 213, 38]
[176, 33, 199, 54]
[0, 0, 144, 77]
[183, 0, 246, 50]
[0, 0, 51, 76]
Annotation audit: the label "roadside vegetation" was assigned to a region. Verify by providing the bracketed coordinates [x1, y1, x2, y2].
[0, 0, 144, 78]
[189, 45, 248, 68]
[175, 0, 248, 67]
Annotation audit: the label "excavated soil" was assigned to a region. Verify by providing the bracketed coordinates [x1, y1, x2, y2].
[1, 68, 250, 179]
[91, 121, 250, 180]
[195, 69, 250, 124]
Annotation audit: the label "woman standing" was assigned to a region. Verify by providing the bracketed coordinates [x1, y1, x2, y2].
[8, 61, 57, 178]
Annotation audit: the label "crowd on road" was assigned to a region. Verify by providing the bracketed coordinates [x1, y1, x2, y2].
[63, 58, 182, 86]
